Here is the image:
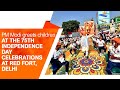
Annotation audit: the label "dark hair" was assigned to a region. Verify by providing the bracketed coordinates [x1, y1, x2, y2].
[56, 46, 61, 51]
[63, 53, 66, 58]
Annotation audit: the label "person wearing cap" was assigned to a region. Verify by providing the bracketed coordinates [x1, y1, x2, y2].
[106, 37, 120, 74]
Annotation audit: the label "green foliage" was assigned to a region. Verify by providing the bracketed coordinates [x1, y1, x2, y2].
[98, 24, 101, 31]
[62, 20, 80, 34]
[114, 16, 120, 22]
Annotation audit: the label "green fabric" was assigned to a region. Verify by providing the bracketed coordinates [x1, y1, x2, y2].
[76, 50, 80, 55]
[112, 67, 120, 73]
[103, 53, 109, 62]
[56, 66, 66, 75]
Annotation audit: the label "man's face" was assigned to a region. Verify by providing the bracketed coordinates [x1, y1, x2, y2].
[100, 36, 102, 40]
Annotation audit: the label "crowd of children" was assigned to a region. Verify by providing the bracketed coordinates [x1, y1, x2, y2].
[50, 30, 120, 75]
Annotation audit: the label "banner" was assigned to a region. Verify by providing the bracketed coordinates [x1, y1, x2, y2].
[0, 11, 120, 79]
[0, 21, 62, 79]
[98, 11, 110, 25]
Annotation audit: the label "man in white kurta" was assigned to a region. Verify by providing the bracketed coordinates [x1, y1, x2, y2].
[80, 34, 94, 58]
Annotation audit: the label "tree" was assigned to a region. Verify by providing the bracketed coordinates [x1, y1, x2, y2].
[113, 16, 120, 22]
[98, 24, 101, 31]
[62, 20, 80, 35]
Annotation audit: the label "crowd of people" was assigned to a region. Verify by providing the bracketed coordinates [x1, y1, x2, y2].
[50, 30, 120, 75]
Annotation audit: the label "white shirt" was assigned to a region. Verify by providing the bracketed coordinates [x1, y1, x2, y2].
[64, 40, 68, 46]
[97, 39, 105, 47]
[110, 25, 115, 33]
[74, 38, 76, 41]
[76, 40, 80, 45]
[70, 43, 76, 48]
[53, 50, 61, 59]
[92, 37, 97, 42]
[81, 34, 94, 47]
[58, 57, 65, 63]
[106, 36, 110, 40]
[73, 43, 76, 47]
[108, 45, 120, 63]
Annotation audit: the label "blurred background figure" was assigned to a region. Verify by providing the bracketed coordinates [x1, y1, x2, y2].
[96, 36, 106, 56]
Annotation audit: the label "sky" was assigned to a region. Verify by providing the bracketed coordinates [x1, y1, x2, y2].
[50, 11, 120, 27]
